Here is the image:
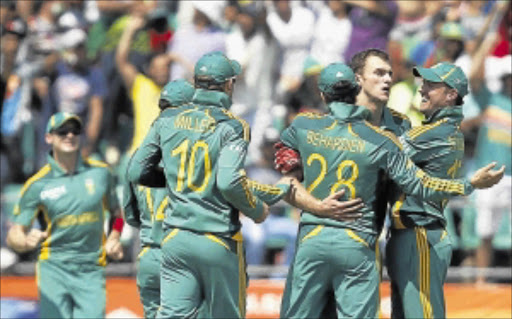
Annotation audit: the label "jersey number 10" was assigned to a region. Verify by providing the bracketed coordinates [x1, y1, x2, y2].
[171, 139, 212, 193]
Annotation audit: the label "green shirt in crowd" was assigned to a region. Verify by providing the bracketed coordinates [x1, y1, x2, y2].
[280, 102, 472, 236]
[127, 89, 288, 236]
[14, 154, 119, 265]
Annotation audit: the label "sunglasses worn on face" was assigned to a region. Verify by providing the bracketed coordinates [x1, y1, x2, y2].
[53, 127, 81, 137]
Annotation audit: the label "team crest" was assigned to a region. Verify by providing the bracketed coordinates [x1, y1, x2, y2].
[85, 178, 95, 195]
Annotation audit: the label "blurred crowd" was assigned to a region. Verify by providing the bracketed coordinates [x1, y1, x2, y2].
[1, 0, 511, 275]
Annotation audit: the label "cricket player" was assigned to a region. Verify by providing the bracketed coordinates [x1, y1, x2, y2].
[277, 63, 504, 318]
[127, 52, 359, 318]
[6, 112, 124, 319]
[274, 49, 413, 318]
[123, 79, 195, 318]
[385, 62, 494, 318]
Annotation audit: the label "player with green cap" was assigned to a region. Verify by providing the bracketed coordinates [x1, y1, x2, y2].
[127, 52, 359, 318]
[6, 112, 124, 319]
[277, 63, 504, 318]
[385, 61, 480, 319]
[123, 79, 195, 318]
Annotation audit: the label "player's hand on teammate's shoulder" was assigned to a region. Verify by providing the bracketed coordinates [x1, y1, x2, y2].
[25, 229, 48, 251]
[105, 231, 124, 260]
[470, 162, 506, 189]
[320, 190, 364, 222]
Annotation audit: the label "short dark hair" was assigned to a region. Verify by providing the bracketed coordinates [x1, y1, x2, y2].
[455, 95, 464, 106]
[158, 99, 173, 110]
[323, 81, 361, 104]
[194, 75, 226, 92]
[350, 49, 390, 75]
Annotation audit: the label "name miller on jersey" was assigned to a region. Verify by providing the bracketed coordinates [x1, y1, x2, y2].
[174, 115, 216, 133]
[307, 130, 365, 153]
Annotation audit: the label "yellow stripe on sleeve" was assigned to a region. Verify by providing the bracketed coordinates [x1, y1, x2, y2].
[407, 119, 448, 140]
[247, 180, 283, 195]
[19, 165, 51, 199]
[239, 170, 257, 208]
[364, 122, 403, 149]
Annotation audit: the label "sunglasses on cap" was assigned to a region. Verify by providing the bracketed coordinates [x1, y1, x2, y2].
[52, 126, 82, 137]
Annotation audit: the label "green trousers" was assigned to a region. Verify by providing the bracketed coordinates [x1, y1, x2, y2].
[36, 260, 105, 318]
[157, 229, 246, 319]
[280, 225, 380, 319]
[137, 246, 161, 319]
[386, 227, 452, 319]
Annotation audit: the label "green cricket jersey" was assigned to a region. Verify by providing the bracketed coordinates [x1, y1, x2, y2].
[392, 106, 465, 228]
[14, 154, 119, 265]
[474, 89, 511, 176]
[280, 103, 473, 236]
[128, 89, 288, 235]
[381, 107, 412, 136]
[124, 184, 167, 247]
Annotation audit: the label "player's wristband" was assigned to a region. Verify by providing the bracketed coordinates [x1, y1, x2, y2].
[112, 217, 124, 233]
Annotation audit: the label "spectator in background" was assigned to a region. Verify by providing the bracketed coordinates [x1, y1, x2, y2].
[463, 33, 512, 285]
[411, 22, 465, 68]
[1, 16, 30, 184]
[387, 57, 424, 127]
[116, 14, 191, 158]
[226, 1, 277, 120]
[285, 56, 325, 118]
[310, 0, 352, 65]
[168, 1, 227, 81]
[266, 0, 315, 100]
[243, 128, 298, 266]
[343, 0, 398, 61]
[46, 29, 106, 159]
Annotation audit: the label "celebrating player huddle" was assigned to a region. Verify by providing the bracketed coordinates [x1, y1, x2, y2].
[7, 49, 505, 319]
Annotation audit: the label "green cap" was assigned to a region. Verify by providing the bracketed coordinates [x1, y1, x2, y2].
[318, 63, 357, 94]
[440, 22, 463, 40]
[46, 112, 82, 134]
[194, 51, 241, 84]
[413, 62, 469, 97]
[160, 80, 195, 106]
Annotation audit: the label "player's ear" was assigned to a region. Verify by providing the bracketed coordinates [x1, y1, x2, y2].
[45, 133, 54, 145]
[446, 88, 458, 103]
[355, 73, 363, 85]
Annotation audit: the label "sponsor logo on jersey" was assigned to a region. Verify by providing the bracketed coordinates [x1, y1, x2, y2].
[85, 178, 95, 195]
[40, 185, 67, 200]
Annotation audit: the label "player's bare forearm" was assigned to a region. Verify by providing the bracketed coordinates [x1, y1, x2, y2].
[280, 177, 364, 220]
[6, 225, 28, 252]
[6, 225, 47, 253]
